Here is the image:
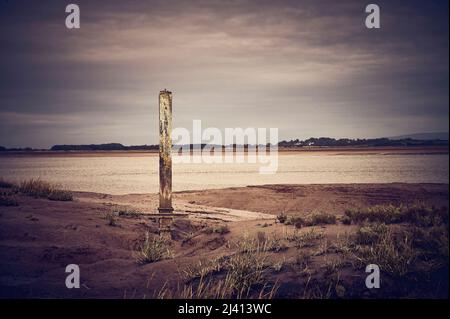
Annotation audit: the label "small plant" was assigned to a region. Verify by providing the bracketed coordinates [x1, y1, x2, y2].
[182, 256, 226, 280]
[114, 206, 141, 218]
[284, 228, 324, 248]
[233, 233, 287, 253]
[105, 212, 118, 226]
[203, 224, 230, 235]
[295, 251, 311, 270]
[355, 223, 390, 245]
[309, 213, 337, 225]
[277, 212, 287, 224]
[135, 232, 173, 264]
[47, 189, 73, 201]
[340, 215, 352, 225]
[290, 213, 337, 227]
[214, 225, 230, 234]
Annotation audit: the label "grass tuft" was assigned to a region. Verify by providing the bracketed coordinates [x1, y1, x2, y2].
[203, 224, 230, 235]
[104, 212, 118, 226]
[135, 232, 173, 264]
[17, 178, 73, 201]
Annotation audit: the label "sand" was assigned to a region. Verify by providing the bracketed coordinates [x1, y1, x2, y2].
[0, 183, 448, 298]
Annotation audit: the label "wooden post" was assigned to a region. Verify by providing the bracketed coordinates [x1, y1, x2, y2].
[158, 89, 173, 238]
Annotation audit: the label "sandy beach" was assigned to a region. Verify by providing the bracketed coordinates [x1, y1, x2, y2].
[0, 183, 448, 298]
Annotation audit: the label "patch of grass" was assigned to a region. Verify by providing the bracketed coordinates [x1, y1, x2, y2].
[232, 233, 287, 253]
[353, 225, 418, 277]
[181, 243, 278, 298]
[17, 178, 73, 201]
[182, 256, 227, 280]
[284, 213, 336, 228]
[135, 232, 173, 264]
[308, 213, 337, 225]
[340, 215, 352, 225]
[295, 251, 311, 271]
[355, 223, 390, 245]
[344, 204, 448, 227]
[276, 212, 287, 224]
[47, 189, 73, 201]
[284, 228, 324, 248]
[203, 224, 230, 235]
[178, 271, 279, 299]
[113, 206, 142, 218]
[302, 272, 345, 299]
[104, 212, 118, 226]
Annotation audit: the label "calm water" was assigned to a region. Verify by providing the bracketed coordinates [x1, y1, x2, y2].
[0, 154, 448, 194]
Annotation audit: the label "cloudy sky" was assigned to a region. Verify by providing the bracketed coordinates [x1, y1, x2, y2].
[0, 0, 448, 148]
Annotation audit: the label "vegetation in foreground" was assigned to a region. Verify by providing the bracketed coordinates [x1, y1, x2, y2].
[0, 177, 73, 201]
[150, 204, 448, 299]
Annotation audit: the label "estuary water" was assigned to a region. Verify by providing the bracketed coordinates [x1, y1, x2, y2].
[0, 153, 448, 195]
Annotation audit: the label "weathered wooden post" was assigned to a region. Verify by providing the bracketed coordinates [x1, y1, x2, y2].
[158, 89, 174, 238]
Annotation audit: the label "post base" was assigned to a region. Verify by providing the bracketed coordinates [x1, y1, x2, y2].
[158, 207, 174, 214]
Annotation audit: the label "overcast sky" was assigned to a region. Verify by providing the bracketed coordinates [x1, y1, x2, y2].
[0, 0, 448, 148]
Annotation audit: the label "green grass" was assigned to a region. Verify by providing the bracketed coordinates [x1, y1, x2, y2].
[344, 204, 448, 227]
[135, 232, 173, 264]
[284, 213, 337, 227]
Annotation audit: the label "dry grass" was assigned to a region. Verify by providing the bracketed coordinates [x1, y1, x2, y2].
[135, 232, 173, 264]
[231, 232, 287, 253]
[203, 224, 230, 235]
[17, 178, 73, 201]
[104, 212, 118, 226]
[177, 235, 279, 298]
[351, 222, 448, 283]
[284, 212, 337, 227]
[113, 206, 142, 218]
[283, 227, 324, 248]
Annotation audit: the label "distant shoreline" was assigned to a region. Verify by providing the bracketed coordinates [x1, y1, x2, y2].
[0, 146, 448, 157]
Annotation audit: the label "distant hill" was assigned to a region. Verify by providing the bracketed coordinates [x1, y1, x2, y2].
[387, 132, 448, 141]
[50, 143, 158, 151]
[1, 137, 448, 152]
[278, 137, 448, 148]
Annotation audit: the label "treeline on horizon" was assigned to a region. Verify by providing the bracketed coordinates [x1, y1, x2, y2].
[0, 137, 448, 152]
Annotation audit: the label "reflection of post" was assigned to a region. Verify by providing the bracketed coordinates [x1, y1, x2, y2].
[159, 89, 174, 214]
